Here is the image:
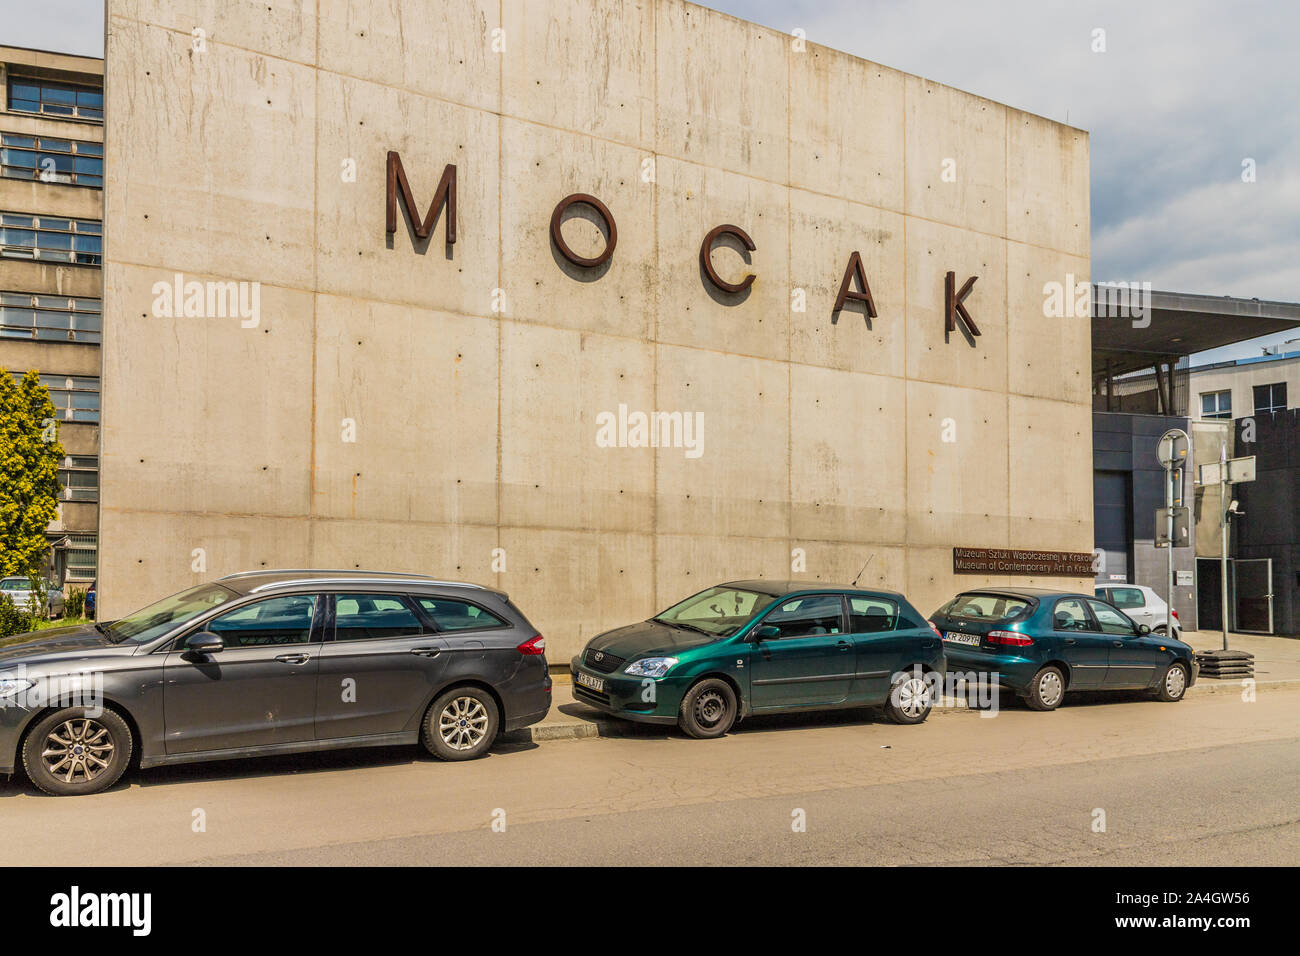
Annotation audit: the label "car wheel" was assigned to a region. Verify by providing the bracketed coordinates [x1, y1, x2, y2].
[883, 669, 934, 724]
[678, 678, 737, 739]
[1154, 661, 1189, 702]
[422, 687, 500, 761]
[21, 706, 133, 796]
[1025, 665, 1066, 711]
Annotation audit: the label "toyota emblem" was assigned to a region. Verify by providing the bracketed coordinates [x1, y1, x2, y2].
[595, 652, 604, 661]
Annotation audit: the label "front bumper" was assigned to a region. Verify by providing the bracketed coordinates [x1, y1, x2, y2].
[569, 656, 679, 725]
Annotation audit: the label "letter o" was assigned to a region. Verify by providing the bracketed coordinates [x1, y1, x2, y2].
[699, 224, 756, 294]
[549, 193, 617, 268]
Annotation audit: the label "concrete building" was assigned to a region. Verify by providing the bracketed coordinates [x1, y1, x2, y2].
[0, 45, 104, 587]
[99, 0, 1094, 660]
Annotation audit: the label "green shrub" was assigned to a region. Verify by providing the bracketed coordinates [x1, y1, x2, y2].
[0, 594, 35, 639]
[65, 587, 86, 619]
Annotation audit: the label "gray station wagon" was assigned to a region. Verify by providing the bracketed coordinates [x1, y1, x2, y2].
[0, 570, 551, 795]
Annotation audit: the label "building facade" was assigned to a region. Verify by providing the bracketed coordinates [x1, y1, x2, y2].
[100, 0, 1093, 660]
[0, 46, 103, 587]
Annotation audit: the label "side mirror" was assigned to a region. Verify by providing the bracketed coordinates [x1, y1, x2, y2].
[1136, 624, 1151, 636]
[186, 631, 224, 654]
[753, 625, 781, 642]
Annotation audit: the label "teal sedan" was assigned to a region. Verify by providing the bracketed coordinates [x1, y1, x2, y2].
[931, 587, 1198, 710]
[570, 581, 945, 738]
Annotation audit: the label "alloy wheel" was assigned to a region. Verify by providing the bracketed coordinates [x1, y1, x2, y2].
[1038, 671, 1064, 707]
[439, 696, 490, 751]
[1165, 665, 1187, 699]
[42, 718, 115, 784]
[897, 676, 931, 718]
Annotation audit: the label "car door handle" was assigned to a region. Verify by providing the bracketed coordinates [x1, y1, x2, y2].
[1064, 638, 1077, 645]
[275, 653, 309, 664]
[410, 646, 442, 658]
[1113, 641, 1124, 647]
[836, 640, 852, 651]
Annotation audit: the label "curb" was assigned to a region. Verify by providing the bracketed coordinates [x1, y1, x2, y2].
[503, 677, 1300, 744]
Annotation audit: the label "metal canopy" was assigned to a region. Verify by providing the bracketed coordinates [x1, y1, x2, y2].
[1092, 288, 1300, 378]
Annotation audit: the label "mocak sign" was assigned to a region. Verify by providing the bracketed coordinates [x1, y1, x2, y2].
[385, 151, 981, 341]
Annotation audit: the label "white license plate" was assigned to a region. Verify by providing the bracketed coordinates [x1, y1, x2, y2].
[944, 631, 981, 646]
[576, 672, 605, 693]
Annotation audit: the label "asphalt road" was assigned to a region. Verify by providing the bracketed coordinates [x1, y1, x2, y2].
[2, 687, 1297, 866]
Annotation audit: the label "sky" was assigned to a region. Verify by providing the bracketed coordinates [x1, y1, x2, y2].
[2, 0, 1297, 363]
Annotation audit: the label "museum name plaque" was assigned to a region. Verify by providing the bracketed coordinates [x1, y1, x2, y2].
[952, 547, 1095, 577]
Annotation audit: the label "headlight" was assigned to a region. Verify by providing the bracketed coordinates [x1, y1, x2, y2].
[624, 657, 679, 678]
[0, 678, 35, 699]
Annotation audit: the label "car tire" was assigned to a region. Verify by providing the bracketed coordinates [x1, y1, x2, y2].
[1024, 665, 1066, 711]
[21, 706, 133, 796]
[1154, 661, 1189, 702]
[883, 668, 935, 724]
[678, 678, 737, 739]
[422, 687, 500, 761]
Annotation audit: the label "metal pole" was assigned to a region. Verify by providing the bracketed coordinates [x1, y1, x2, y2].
[1220, 442, 1230, 651]
[1165, 445, 1175, 619]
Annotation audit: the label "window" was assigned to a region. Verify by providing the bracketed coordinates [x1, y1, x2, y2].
[1088, 599, 1138, 636]
[0, 213, 101, 264]
[1201, 390, 1231, 419]
[1, 133, 102, 187]
[848, 596, 897, 633]
[109, 582, 236, 644]
[759, 595, 844, 639]
[654, 585, 779, 637]
[334, 593, 424, 641]
[59, 455, 98, 502]
[1052, 598, 1095, 631]
[7, 77, 103, 120]
[1253, 382, 1287, 415]
[64, 533, 97, 581]
[10, 372, 100, 422]
[417, 598, 506, 632]
[0, 292, 101, 343]
[208, 595, 319, 647]
[944, 592, 1032, 622]
[1108, 587, 1145, 610]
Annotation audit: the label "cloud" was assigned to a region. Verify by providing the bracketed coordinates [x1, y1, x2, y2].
[705, 0, 1300, 308]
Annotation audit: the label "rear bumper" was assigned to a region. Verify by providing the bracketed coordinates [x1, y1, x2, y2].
[942, 647, 1038, 691]
[501, 666, 552, 731]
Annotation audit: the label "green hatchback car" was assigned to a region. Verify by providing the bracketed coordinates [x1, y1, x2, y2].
[570, 581, 945, 738]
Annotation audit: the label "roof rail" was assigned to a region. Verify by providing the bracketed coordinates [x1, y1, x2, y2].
[219, 569, 437, 581]
[247, 577, 487, 594]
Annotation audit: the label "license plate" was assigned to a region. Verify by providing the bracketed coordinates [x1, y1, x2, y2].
[576, 672, 605, 693]
[944, 631, 981, 646]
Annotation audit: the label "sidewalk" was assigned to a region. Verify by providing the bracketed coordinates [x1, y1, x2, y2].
[506, 633, 1300, 744]
[1182, 630, 1300, 682]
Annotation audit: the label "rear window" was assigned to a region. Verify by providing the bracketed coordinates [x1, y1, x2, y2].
[943, 593, 1032, 622]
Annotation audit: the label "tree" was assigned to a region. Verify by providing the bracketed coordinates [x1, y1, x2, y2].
[0, 369, 65, 578]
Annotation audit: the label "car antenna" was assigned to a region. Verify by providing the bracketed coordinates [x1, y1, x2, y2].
[851, 554, 875, 588]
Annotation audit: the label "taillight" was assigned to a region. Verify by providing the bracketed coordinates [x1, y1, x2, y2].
[986, 630, 1034, 646]
[927, 620, 942, 639]
[517, 634, 546, 655]
[1171, 609, 1180, 621]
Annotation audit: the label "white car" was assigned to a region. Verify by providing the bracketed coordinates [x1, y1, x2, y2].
[1094, 583, 1180, 637]
[0, 577, 65, 618]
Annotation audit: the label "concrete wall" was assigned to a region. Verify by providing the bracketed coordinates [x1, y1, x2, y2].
[101, 0, 1093, 659]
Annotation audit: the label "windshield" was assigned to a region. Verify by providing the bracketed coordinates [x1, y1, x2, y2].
[654, 585, 778, 637]
[106, 583, 238, 644]
[941, 592, 1032, 622]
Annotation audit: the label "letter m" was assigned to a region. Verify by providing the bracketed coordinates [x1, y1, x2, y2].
[386, 151, 457, 245]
